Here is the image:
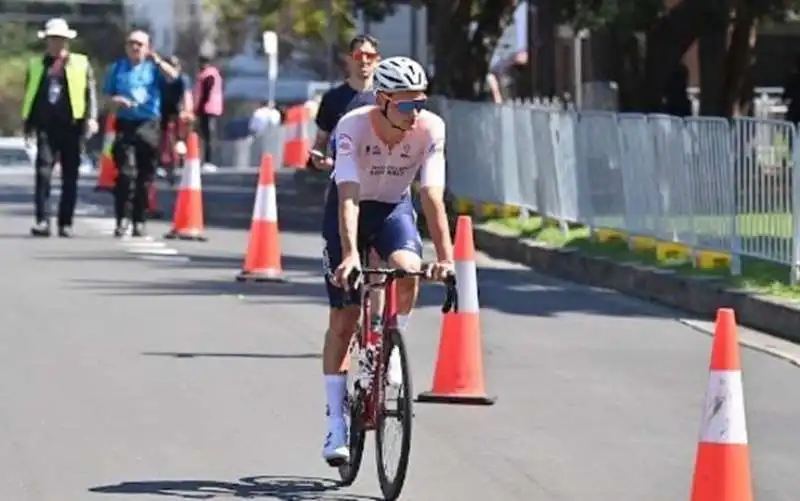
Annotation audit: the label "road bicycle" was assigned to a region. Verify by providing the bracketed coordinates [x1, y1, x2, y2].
[337, 254, 458, 500]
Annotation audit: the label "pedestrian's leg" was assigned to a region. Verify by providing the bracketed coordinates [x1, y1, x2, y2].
[111, 133, 133, 235]
[204, 116, 216, 165]
[198, 114, 211, 164]
[131, 121, 159, 235]
[32, 130, 56, 236]
[56, 126, 82, 236]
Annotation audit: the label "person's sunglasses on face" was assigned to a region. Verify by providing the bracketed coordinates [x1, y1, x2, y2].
[389, 96, 427, 114]
[352, 49, 379, 63]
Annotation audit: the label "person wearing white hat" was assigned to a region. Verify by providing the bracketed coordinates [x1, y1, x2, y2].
[22, 18, 99, 238]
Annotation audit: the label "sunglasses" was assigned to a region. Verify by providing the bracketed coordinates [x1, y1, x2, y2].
[127, 40, 144, 47]
[352, 50, 379, 61]
[392, 98, 426, 114]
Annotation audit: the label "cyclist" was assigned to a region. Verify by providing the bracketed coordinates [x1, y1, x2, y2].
[321, 56, 454, 466]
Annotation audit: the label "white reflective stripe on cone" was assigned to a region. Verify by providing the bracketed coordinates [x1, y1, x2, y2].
[180, 159, 202, 190]
[698, 370, 748, 445]
[454, 259, 479, 314]
[252, 185, 278, 222]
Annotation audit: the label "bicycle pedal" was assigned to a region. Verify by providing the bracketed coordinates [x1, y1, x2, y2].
[326, 456, 348, 468]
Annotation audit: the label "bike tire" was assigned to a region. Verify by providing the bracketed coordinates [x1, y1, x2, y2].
[375, 328, 413, 501]
[338, 338, 367, 486]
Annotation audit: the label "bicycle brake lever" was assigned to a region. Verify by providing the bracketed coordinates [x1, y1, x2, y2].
[441, 275, 458, 314]
[346, 267, 363, 290]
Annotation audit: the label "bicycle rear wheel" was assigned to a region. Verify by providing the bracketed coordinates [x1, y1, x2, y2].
[375, 328, 413, 500]
[338, 336, 366, 486]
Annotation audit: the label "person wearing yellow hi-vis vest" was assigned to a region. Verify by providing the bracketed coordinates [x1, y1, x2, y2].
[22, 18, 98, 238]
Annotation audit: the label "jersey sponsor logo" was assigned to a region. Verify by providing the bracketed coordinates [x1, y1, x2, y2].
[368, 165, 414, 177]
[337, 133, 354, 155]
[400, 143, 411, 159]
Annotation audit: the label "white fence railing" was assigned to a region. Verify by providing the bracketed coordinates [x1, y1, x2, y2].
[432, 98, 800, 283]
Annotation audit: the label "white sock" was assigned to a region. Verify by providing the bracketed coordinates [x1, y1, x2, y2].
[396, 314, 411, 332]
[325, 374, 347, 423]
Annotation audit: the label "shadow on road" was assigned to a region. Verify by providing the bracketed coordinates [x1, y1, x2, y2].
[65, 249, 679, 319]
[89, 474, 379, 500]
[142, 351, 321, 360]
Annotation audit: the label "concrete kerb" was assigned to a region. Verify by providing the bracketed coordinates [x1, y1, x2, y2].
[472, 223, 800, 344]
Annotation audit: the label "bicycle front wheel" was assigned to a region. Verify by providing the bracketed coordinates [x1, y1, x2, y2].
[375, 328, 413, 500]
[338, 336, 366, 486]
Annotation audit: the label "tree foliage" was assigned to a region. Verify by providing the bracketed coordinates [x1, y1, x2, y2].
[0, 22, 37, 134]
[558, 0, 664, 32]
[556, 0, 800, 116]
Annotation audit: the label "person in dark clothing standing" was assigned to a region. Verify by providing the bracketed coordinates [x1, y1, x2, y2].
[309, 34, 380, 172]
[22, 18, 98, 238]
[104, 30, 179, 237]
[193, 52, 223, 168]
[158, 55, 193, 183]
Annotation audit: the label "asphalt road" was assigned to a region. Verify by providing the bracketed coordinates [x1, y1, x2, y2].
[0, 170, 798, 501]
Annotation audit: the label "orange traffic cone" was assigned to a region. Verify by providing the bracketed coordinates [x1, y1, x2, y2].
[236, 154, 286, 282]
[690, 308, 753, 501]
[417, 215, 495, 405]
[95, 114, 117, 192]
[164, 132, 206, 241]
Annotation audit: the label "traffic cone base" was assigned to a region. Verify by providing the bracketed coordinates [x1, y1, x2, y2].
[235, 269, 287, 283]
[164, 229, 208, 242]
[416, 312, 495, 406]
[691, 444, 752, 501]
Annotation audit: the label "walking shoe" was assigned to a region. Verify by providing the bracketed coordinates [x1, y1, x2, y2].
[322, 416, 349, 467]
[58, 226, 74, 238]
[114, 219, 130, 238]
[131, 224, 147, 238]
[30, 221, 51, 237]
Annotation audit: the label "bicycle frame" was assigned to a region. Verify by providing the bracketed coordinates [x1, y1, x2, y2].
[358, 271, 398, 431]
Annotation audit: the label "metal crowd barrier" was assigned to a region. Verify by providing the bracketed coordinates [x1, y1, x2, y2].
[439, 99, 800, 283]
[216, 124, 289, 169]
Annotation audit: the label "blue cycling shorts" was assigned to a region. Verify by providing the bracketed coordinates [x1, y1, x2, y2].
[321, 181, 422, 308]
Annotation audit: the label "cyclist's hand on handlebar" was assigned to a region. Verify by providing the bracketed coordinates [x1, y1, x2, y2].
[334, 252, 361, 290]
[426, 260, 455, 282]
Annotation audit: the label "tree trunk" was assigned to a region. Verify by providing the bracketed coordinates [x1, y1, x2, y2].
[534, 0, 556, 98]
[722, 5, 757, 117]
[608, 28, 645, 111]
[432, 0, 516, 100]
[698, 31, 727, 115]
[642, 0, 711, 112]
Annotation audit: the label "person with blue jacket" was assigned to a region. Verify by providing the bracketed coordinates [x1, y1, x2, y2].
[103, 30, 179, 237]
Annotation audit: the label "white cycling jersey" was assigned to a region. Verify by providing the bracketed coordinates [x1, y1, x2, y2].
[332, 106, 446, 204]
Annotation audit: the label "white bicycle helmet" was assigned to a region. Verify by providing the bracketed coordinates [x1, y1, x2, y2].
[373, 56, 428, 93]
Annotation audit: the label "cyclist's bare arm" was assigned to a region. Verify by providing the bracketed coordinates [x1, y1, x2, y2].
[334, 132, 361, 257]
[419, 121, 452, 262]
[421, 186, 452, 263]
[338, 181, 360, 257]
